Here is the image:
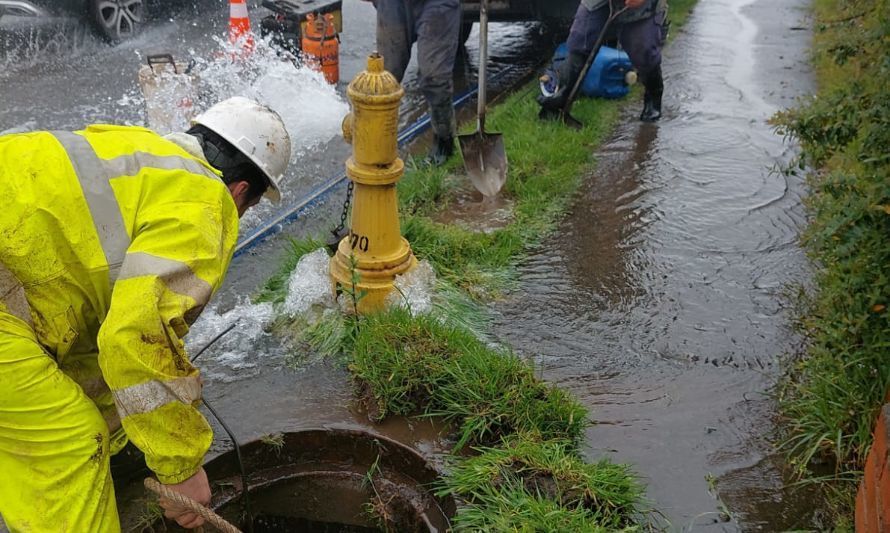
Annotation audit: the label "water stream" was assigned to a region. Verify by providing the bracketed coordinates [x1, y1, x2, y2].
[490, 0, 817, 528]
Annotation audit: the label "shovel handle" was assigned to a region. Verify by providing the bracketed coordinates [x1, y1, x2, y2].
[477, 0, 490, 130]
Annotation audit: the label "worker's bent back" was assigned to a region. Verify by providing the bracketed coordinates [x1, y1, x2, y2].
[0, 125, 239, 532]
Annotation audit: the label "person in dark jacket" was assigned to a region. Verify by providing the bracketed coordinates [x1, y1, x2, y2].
[538, 0, 669, 122]
[372, 0, 461, 165]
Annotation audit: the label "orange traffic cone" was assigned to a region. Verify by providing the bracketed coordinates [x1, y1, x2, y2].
[228, 0, 255, 54]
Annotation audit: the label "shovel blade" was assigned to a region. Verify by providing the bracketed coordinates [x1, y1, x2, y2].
[459, 131, 508, 198]
[562, 113, 584, 130]
[538, 107, 584, 130]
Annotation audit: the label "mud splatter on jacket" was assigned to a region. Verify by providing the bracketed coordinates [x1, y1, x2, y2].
[0, 125, 239, 483]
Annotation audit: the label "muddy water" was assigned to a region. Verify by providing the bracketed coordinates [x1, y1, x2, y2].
[490, 0, 816, 529]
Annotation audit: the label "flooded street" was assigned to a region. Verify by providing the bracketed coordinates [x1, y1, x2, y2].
[1, 0, 821, 529]
[491, 0, 816, 529]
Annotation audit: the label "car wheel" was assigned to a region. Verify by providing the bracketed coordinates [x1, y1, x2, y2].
[87, 0, 145, 42]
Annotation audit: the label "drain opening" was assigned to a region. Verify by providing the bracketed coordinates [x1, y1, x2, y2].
[202, 428, 454, 533]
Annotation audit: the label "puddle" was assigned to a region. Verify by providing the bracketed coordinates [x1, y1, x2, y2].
[490, 0, 818, 529]
[432, 185, 514, 233]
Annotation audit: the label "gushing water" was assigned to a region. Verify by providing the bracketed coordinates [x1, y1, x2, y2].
[186, 298, 276, 382]
[386, 261, 437, 315]
[158, 36, 351, 228]
[283, 248, 338, 319]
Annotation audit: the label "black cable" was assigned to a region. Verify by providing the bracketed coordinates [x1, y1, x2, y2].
[189, 320, 254, 531]
[190, 322, 238, 363]
[202, 397, 254, 533]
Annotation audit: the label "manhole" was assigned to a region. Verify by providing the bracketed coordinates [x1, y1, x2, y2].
[153, 428, 454, 532]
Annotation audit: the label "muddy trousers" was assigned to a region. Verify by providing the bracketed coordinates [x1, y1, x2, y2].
[0, 311, 120, 533]
[374, 0, 460, 140]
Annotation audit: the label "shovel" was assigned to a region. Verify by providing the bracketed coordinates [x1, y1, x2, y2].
[459, 0, 507, 198]
[539, 0, 627, 129]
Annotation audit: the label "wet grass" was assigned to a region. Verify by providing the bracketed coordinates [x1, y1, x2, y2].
[439, 434, 644, 531]
[772, 0, 890, 524]
[397, 86, 618, 299]
[350, 308, 588, 450]
[129, 498, 164, 532]
[260, 432, 285, 455]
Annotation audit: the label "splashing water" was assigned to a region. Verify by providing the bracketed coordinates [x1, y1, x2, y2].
[0, 16, 94, 75]
[385, 261, 437, 315]
[283, 248, 338, 319]
[185, 298, 276, 381]
[167, 36, 350, 228]
[180, 36, 350, 152]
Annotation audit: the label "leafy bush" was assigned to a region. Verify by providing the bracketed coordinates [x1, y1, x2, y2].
[773, 0, 890, 516]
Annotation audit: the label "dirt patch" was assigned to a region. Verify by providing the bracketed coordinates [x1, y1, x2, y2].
[89, 432, 104, 463]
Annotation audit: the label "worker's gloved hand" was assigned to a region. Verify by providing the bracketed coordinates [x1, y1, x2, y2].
[159, 467, 212, 529]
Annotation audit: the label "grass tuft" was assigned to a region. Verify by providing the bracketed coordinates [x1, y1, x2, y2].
[440, 434, 644, 530]
[350, 308, 588, 449]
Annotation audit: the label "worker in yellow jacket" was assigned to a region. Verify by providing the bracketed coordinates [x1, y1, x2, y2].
[0, 96, 291, 532]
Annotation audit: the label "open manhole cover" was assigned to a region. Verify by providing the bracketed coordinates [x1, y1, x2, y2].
[140, 428, 453, 532]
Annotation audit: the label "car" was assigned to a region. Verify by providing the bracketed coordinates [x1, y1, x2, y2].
[0, 0, 146, 42]
[459, 0, 580, 44]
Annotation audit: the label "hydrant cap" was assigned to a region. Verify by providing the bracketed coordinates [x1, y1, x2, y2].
[348, 53, 403, 101]
[367, 53, 384, 73]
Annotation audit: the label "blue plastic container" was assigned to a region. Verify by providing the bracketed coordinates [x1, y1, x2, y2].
[549, 43, 634, 99]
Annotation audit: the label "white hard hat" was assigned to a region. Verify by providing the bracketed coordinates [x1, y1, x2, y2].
[192, 96, 291, 203]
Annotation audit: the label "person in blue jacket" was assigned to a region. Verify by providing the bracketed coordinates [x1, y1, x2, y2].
[539, 0, 669, 122]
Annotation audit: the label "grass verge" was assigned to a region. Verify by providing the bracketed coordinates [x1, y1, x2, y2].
[350, 308, 588, 450]
[772, 0, 890, 523]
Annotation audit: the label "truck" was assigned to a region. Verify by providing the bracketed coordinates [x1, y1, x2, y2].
[459, 0, 579, 44]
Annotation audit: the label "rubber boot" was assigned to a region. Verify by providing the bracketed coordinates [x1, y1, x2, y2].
[639, 66, 664, 122]
[537, 50, 587, 113]
[425, 135, 455, 167]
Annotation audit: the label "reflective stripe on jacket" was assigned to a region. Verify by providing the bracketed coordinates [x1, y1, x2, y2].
[0, 125, 240, 484]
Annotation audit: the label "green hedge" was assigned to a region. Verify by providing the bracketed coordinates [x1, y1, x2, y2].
[774, 0, 890, 521]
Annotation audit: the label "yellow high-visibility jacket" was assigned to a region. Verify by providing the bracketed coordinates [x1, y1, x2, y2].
[0, 125, 239, 484]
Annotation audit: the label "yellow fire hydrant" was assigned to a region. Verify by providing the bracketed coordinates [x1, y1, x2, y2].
[330, 53, 417, 313]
